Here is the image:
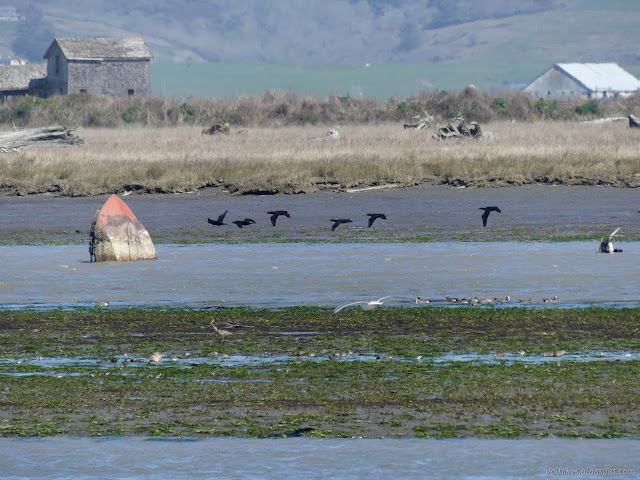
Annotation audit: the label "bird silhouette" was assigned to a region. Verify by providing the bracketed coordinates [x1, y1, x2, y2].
[330, 219, 352, 231]
[479, 206, 501, 226]
[233, 218, 256, 228]
[207, 210, 228, 226]
[367, 213, 387, 228]
[268, 210, 290, 226]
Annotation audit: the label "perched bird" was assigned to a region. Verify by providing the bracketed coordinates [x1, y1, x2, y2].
[210, 321, 233, 338]
[479, 206, 501, 227]
[541, 296, 559, 303]
[367, 213, 387, 228]
[493, 296, 511, 303]
[150, 352, 165, 363]
[92, 301, 109, 307]
[233, 218, 256, 228]
[268, 210, 290, 226]
[207, 210, 228, 226]
[332, 295, 407, 314]
[599, 227, 622, 253]
[330, 219, 352, 231]
[415, 297, 430, 304]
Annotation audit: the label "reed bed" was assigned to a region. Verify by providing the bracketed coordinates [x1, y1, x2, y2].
[0, 121, 638, 196]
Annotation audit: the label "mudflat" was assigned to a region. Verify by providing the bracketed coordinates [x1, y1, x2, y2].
[0, 184, 637, 244]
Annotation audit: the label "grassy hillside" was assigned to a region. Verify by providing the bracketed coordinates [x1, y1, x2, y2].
[3, 1, 639, 98]
[6, 1, 640, 67]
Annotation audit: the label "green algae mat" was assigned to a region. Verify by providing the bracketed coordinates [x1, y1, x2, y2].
[0, 307, 639, 438]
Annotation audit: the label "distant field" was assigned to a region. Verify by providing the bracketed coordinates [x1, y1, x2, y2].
[150, 62, 552, 100]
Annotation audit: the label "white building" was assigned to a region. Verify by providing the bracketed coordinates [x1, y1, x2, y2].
[523, 63, 640, 99]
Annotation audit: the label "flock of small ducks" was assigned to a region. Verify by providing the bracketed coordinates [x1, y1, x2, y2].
[206, 205, 501, 231]
[444, 295, 559, 305]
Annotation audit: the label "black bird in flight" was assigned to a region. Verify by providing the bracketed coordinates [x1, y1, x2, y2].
[268, 210, 290, 226]
[367, 213, 386, 228]
[233, 218, 256, 228]
[207, 210, 228, 226]
[479, 206, 501, 227]
[330, 219, 352, 231]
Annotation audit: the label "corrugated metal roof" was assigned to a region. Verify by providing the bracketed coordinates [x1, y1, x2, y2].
[556, 63, 640, 92]
[0, 65, 47, 90]
[45, 37, 153, 61]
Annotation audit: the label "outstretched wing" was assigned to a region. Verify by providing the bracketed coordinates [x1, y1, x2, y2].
[481, 210, 490, 226]
[608, 227, 621, 241]
[270, 213, 278, 226]
[332, 301, 367, 314]
[217, 210, 228, 223]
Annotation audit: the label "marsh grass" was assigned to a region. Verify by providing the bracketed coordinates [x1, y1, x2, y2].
[0, 121, 638, 196]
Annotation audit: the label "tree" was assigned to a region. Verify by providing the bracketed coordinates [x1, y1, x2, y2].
[11, 3, 55, 63]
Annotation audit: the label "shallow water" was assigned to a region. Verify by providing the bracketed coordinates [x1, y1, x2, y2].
[2, 349, 638, 377]
[0, 242, 638, 309]
[0, 437, 638, 480]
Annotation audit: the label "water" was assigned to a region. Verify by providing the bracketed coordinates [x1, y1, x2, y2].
[0, 242, 638, 309]
[0, 437, 637, 480]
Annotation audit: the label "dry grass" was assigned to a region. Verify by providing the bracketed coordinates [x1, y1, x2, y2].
[0, 121, 639, 196]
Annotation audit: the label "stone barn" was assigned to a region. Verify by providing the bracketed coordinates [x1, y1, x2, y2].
[0, 64, 47, 101]
[43, 37, 153, 97]
[523, 63, 640, 99]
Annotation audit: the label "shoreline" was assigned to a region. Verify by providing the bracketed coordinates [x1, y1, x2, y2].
[1, 184, 638, 245]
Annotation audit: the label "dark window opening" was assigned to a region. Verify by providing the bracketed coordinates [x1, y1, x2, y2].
[80, 89, 87, 93]
[128, 89, 135, 96]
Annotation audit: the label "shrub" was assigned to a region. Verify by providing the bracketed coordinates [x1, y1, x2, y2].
[575, 100, 602, 116]
[122, 106, 139, 124]
[180, 102, 196, 123]
[491, 97, 508, 114]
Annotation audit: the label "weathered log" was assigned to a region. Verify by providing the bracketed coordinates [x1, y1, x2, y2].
[582, 116, 627, 124]
[432, 117, 487, 141]
[628, 114, 640, 129]
[0, 125, 85, 152]
[308, 125, 340, 140]
[404, 111, 434, 130]
[202, 123, 230, 135]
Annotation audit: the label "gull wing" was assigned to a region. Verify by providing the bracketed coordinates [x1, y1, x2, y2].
[332, 301, 367, 314]
[608, 227, 621, 241]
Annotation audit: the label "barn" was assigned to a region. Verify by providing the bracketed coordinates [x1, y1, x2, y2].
[43, 37, 153, 97]
[0, 64, 47, 101]
[523, 63, 640, 99]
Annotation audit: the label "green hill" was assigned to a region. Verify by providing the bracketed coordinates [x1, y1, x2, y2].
[2, 0, 639, 98]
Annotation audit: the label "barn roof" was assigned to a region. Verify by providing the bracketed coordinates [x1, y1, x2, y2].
[44, 37, 153, 61]
[0, 64, 47, 90]
[555, 63, 640, 93]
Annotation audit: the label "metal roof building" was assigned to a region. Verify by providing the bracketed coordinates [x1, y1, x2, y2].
[523, 63, 640, 99]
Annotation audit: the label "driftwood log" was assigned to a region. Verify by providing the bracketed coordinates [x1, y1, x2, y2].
[431, 117, 484, 141]
[404, 111, 434, 130]
[308, 125, 340, 140]
[0, 125, 85, 152]
[628, 114, 640, 129]
[202, 123, 231, 135]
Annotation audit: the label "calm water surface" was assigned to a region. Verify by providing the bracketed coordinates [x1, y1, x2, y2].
[0, 242, 638, 309]
[1, 438, 638, 480]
